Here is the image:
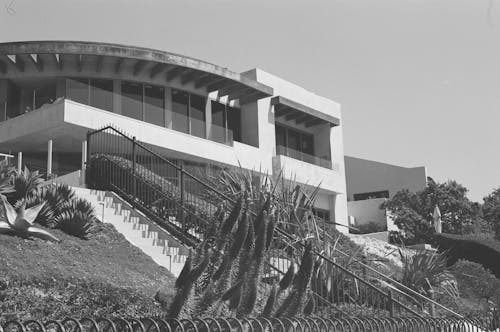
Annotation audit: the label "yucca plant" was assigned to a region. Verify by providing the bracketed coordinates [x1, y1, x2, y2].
[399, 249, 457, 298]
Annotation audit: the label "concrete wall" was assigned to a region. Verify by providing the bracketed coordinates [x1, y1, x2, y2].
[347, 197, 388, 228]
[345, 156, 427, 201]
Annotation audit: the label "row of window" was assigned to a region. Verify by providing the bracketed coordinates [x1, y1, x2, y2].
[65, 78, 242, 142]
[2, 77, 243, 145]
[275, 123, 314, 156]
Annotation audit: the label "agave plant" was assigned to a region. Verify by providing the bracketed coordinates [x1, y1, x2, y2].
[0, 195, 59, 242]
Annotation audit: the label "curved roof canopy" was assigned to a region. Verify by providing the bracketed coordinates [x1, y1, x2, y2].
[0, 41, 273, 104]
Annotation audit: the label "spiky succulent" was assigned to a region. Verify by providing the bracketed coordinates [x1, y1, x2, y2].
[0, 195, 59, 242]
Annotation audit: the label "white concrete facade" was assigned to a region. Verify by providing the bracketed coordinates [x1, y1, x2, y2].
[0, 41, 349, 231]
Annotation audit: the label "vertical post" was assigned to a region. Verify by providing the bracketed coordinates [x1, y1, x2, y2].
[132, 136, 137, 199]
[47, 139, 53, 178]
[85, 131, 91, 186]
[179, 164, 185, 229]
[17, 152, 22, 172]
[388, 290, 395, 317]
[428, 290, 436, 318]
[81, 140, 87, 186]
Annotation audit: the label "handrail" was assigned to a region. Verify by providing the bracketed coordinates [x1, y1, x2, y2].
[87, 125, 424, 318]
[332, 246, 463, 318]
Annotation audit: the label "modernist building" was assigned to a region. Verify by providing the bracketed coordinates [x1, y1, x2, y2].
[0, 41, 348, 230]
[345, 155, 427, 233]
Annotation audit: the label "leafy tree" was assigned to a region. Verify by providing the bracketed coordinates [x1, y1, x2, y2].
[383, 177, 483, 244]
[483, 187, 500, 240]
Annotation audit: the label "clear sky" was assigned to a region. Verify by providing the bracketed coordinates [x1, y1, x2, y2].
[1, 0, 499, 202]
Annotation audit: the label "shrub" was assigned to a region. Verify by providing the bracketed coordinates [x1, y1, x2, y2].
[399, 249, 457, 298]
[451, 260, 500, 306]
[351, 221, 387, 234]
[56, 198, 97, 239]
[433, 233, 500, 278]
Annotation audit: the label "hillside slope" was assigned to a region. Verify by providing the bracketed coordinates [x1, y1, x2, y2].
[0, 223, 175, 323]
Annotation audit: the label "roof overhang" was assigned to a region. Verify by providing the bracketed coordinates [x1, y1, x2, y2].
[0, 41, 273, 104]
[271, 95, 340, 128]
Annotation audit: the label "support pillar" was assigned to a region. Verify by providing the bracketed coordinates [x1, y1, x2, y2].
[47, 140, 53, 177]
[17, 152, 22, 172]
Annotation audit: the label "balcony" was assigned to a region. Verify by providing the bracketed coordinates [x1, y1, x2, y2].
[276, 145, 333, 169]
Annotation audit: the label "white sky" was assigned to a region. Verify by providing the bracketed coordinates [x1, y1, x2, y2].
[1, 0, 499, 202]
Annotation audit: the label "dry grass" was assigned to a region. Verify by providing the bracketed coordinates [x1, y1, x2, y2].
[0, 223, 175, 323]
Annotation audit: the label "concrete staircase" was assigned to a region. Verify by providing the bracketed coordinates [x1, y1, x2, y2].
[72, 187, 189, 277]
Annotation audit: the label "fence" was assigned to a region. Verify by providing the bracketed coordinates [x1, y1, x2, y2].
[86, 125, 436, 318]
[2, 315, 499, 332]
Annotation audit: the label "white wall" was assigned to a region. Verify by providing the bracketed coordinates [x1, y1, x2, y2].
[345, 156, 427, 201]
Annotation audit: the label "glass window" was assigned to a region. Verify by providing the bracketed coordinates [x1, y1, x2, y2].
[227, 106, 241, 142]
[275, 124, 286, 147]
[121, 81, 143, 120]
[34, 80, 57, 109]
[90, 79, 113, 112]
[172, 89, 189, 134]
[301, 133, 314, 155]
[211, 100, 226, 143]
[66, 78, 89, 105]
[144, 84, 164, 126]
[287, 129, 301, 151]
[6, 81, 20, 119]
[190, 94, 206, 138]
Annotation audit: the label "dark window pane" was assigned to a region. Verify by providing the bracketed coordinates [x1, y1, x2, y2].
[353, 190, 390, 201]
[172, 89, 189, 133]
[90, 79, 113, 112]
[190, 94, 205, 138]
[275, 124, 286, 147]
[34, 80, 57, 109]
[121, 81, 143, 120]
[227, 106, 241, 142]
[145, 84, 164, 126]
[67, 78, 88, 105]
[301, 133, 314, 155]
[5, 81, 20, 119]
[287, 129, 301, 151]
[211, 101, 226, 143]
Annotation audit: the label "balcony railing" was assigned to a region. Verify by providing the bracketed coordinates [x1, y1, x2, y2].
[0, 99, 235, 146]
[276, 145, 332, 169]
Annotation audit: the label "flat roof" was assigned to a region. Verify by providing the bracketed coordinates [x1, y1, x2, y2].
[0, 41, 273, 103]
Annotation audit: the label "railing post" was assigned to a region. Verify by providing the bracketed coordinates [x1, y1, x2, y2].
[428, 289, 436, 318]
[179, 164, 185, 230]
[388, 290, 395, 317]
[85, 131, 91, 186]
[132, 136, 137, 201]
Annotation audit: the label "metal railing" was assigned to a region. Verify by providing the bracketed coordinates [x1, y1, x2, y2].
[86, 125, 426, 318]
[2, 314, 499, 331]
[276, 145, 332, 169]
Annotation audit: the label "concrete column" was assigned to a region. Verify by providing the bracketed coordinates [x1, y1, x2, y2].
[113, 80, 121, 114]
[81, 140, 87, 185]
[17, 152, 22, 172]
[164, 87, 172, 129]
[47, 140, 53, 176]
[205, 98, 212, 140]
